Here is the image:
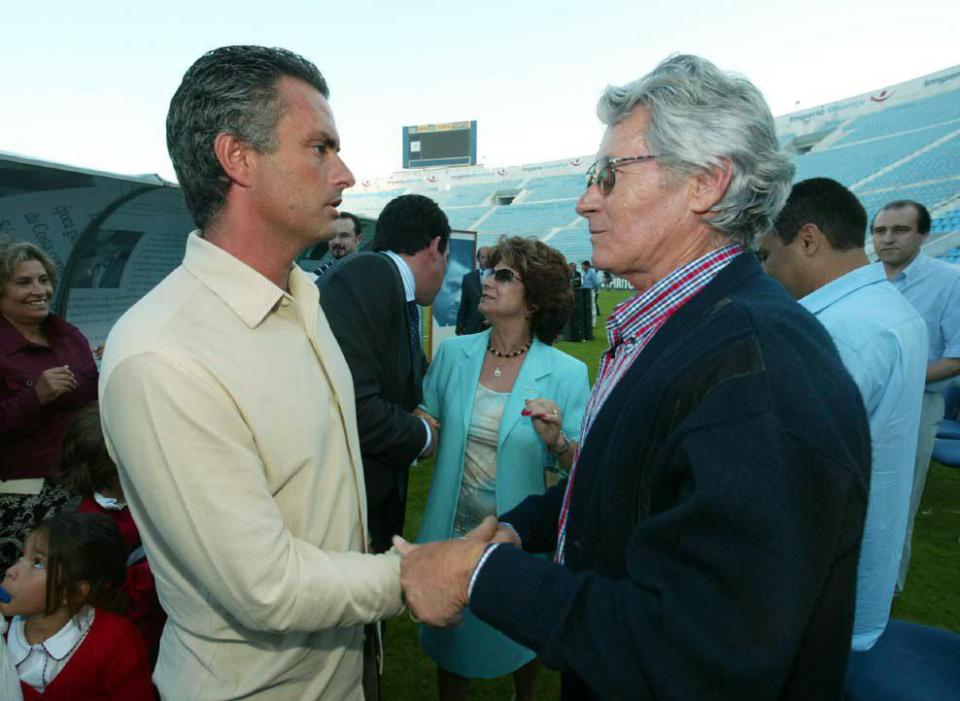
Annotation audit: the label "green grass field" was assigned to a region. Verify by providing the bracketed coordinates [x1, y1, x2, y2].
[385, 289, 960, 699]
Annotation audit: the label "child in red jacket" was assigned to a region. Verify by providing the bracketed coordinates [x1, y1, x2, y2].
[0, 511, 155, 700]
[58, 403, 165, 664]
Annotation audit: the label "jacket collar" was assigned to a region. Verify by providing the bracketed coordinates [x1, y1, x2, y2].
[0, 313, 69, 355]
[457, 330, 553, 448]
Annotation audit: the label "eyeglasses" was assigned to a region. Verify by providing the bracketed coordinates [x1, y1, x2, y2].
[482, 268, 523, 284]
[585, 154, 658, 195]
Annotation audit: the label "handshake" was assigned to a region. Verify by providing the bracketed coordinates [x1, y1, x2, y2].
[392, 516, 520, 628]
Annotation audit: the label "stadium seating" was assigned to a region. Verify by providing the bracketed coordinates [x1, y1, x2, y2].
[833, 89, 960, 146]
[792, 123, 957, 186]
[445, 206, 488, 230]
[342, 83, 960, 266]
[423, 180, 522, 208]
[522, 174, 585, 202]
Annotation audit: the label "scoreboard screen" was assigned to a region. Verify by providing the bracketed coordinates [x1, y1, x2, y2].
[403, 121, 477, 168]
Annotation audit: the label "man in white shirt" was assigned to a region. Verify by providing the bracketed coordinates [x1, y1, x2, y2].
[99, 45, 402, 700]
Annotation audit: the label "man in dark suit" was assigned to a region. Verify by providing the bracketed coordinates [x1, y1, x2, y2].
[455, 246, 489, 335]
[318, 194, 450, 553]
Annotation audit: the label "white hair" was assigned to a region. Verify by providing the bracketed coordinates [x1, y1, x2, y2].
[597, 54, 795, 246]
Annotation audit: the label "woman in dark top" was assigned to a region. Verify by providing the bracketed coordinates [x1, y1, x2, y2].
[0, 242, 98, 569]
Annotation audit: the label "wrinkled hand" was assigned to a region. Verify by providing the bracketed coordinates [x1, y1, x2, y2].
[393, 516, 497, 627]
[522, 398, 563, 451]
[35, 365, 77, 405]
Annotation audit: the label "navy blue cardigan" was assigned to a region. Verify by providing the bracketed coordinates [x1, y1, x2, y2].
[470, 253, 871, 700]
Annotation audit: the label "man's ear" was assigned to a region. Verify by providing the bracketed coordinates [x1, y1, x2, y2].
[429, 236, 444, 261]
[797, 223, 824, 258]
[213, 132, 256, 189]
[690, 158, 733, 214]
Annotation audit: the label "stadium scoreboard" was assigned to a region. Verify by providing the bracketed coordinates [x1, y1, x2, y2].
[402, 121, 477, 168]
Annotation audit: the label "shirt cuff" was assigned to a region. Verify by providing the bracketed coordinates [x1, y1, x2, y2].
[498, 522, 522, 549]
[417, 417, 432, 459]
[467, 543, 500, 600]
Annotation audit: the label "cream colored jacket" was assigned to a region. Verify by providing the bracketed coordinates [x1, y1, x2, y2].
[99, 233, 402, 700]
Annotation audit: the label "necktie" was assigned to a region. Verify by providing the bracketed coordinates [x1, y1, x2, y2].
[407, 300, 422, 387]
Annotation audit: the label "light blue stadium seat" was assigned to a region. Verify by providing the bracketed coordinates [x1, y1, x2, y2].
[932, 438, 960, 467]
[523, 174, 585, 202]
[869, 134, 960, 189]
[844, 619, 960, 700]
[793, 123, 958, 186]
[445, 206, 490, 230]
[833, 89, 960, 146]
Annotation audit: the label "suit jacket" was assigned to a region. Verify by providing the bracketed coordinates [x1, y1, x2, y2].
[470, 254, 871, 700]
[456, 269, 486, 335]
[318, 252, 428, 551]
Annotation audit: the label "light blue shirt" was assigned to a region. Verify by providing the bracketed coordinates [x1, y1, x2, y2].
[383, 250, 416, 302]
[582, 268, 600, 289]
[801, 263, 928, 651]
[881, 252, 960, 392]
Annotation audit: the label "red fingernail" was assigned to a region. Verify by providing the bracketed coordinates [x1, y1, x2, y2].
[521, 409, 531, 416]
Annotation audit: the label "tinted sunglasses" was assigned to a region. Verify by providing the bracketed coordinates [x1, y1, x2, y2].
[585, 154, 658, 195]
[482, 268, 523, 284]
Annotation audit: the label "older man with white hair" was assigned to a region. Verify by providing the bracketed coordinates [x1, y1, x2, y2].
[394, 55, 872, 700]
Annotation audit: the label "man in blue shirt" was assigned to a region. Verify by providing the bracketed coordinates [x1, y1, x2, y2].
[872, 199, 960, 591]
[580, 260, 600, 327]
[759, 178, 927, 653]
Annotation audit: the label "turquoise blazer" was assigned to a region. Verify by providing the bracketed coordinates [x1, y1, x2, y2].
[416, 329, 590, 678]
[417, 329, 590, 544]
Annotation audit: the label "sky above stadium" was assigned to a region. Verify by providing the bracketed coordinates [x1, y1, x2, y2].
[3, 1, 958, 183]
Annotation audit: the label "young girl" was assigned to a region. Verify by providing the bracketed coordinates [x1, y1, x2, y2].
[0, 511, 155, 700]
[58, 403, 165, 663]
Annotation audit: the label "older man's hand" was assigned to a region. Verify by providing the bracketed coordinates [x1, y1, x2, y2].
[393, 516, 498, 627]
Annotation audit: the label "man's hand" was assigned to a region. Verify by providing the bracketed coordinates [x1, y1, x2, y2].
[35, 365, 77, 405]
[393, 517, 497, 627]
[413, 407, 440, 457]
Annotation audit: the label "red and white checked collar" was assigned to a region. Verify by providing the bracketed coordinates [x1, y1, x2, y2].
[555, 244, 744, 563]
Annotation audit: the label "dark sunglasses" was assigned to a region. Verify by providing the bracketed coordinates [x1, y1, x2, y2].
[482, 268, 523, 284]
[585, 154, 658, 195]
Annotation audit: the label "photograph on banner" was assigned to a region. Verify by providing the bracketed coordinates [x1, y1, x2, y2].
[429, 229, 477, 359]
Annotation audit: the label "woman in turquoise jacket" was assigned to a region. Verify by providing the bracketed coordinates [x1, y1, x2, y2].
[416, 237, 590, 701]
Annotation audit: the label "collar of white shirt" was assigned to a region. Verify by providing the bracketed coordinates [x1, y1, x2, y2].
[382, 250, 416, 303]
[93, 491, 126, 511]
[7, 607, 95, 664]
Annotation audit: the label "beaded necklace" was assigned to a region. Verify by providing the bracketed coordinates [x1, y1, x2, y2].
[487, 340, 531, 377]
